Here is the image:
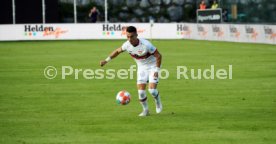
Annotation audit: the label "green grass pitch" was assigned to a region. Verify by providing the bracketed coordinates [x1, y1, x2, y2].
[0, 40, 276, 144]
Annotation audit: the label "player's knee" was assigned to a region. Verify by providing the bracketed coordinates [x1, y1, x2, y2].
[148, 89, 159, 97]
[138, 90, 146, 100]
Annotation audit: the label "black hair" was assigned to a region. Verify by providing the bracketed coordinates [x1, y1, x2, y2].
[126, 26, 137, 33]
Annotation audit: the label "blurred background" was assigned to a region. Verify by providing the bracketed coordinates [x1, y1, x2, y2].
[0, 0, 275, 24]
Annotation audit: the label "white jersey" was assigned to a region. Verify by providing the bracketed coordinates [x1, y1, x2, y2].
[122, 38, 156, 67]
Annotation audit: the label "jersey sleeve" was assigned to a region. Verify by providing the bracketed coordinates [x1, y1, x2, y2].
[144, 40, 156, 54]
[121, 41, 128, 51]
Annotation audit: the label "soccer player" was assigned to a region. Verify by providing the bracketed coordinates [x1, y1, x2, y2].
[100, 26, 162, 116]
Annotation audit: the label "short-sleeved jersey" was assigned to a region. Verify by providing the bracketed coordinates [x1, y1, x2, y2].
[122, 38, 156, 67]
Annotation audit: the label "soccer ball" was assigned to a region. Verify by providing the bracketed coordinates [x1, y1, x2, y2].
[116, 90, 131, 105]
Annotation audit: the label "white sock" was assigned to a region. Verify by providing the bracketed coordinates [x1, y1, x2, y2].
[148, 89, 161, 104]
[138, 90, 148, 111]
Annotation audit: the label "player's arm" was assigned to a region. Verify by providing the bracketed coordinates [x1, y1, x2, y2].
[153, 49, 162, 78]
[154, 49, 162, 68]
[100, 47, 124, 67]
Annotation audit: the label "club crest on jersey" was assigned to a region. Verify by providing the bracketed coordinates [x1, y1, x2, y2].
[137, 49, 146, 56]
[138, 50, 143, 54]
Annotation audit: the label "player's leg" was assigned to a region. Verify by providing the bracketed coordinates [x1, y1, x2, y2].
[137, 68, 150, 116]
[148, 71, 163, 113]
[137, 84, 149, 116]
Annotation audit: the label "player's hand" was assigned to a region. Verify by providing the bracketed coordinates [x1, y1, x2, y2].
[100, 60, 107, 67]
[153, 67, 160, 79]
[153, 72, 158, 79]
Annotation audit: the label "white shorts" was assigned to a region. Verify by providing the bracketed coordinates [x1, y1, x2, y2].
[137, 65, 159, 84]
